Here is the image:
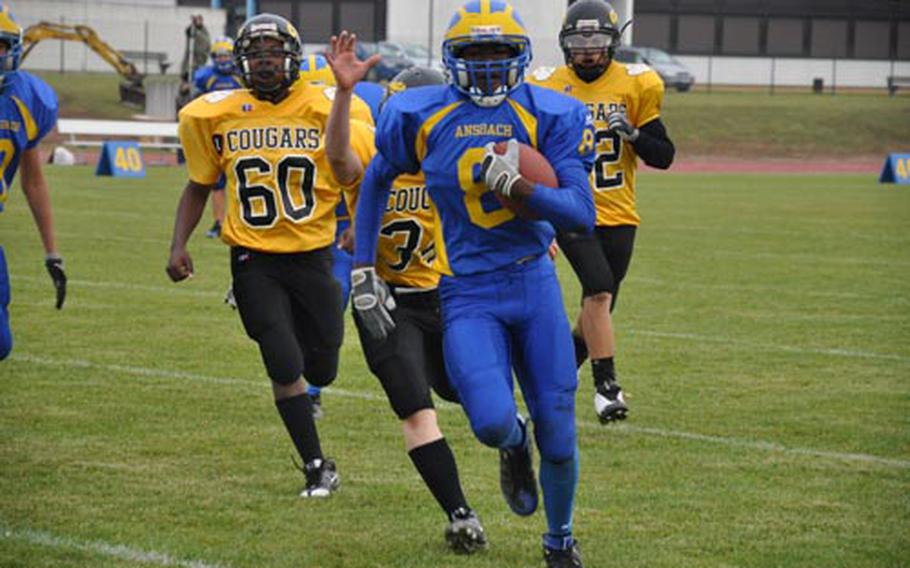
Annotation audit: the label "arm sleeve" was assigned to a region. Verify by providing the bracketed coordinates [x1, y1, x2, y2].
[632, 118, 675, 170]
[526, 103, 596, 231]
[353, 153, 400, 266]
[178, 111, 222, 185]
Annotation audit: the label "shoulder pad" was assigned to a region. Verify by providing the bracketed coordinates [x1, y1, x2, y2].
[531, 66, 557, 82]
[625, 63, 653, 77]
[203, 90, 236, 104]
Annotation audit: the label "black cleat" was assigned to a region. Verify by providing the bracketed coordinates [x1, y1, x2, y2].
[445, 507, 488, 554]
[499, 416, 538, 516]
[594, 381, 628, 423]
[308, 392, 323, 420]
[299, 458, 340, 498]
[205, 221, 222, 239]
[544, 539, 583, 568]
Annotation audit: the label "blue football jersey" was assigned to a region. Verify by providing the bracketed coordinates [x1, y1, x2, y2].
[369, 82, 594, 276]
[0, 71, 58, 212]
[193, 65, 242, 94]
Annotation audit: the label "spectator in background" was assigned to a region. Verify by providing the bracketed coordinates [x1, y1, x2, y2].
[181, 15, 211, 83]
[177, 14, 211, 111]
[176, 15, 211, 162]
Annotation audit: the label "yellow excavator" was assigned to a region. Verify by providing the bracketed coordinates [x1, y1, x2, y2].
[21, 22, 147, 107]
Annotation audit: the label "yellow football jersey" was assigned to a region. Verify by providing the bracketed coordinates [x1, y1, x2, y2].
[348, 120, 440, 289]
[528, 61, 665, 226]
[178, 84, 373, 253]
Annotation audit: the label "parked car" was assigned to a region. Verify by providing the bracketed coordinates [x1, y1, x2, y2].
[613, 46, 694, 92]
[356, 41, 414, 82]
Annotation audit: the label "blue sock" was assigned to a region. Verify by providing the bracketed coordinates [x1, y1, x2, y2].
[306, 385, 322, 397]
[540, 446, 579, 549]
[501, 415, 526, 449]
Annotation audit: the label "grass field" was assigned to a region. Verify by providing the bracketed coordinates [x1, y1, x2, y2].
[32, 70, 910, 160]
[1, 166, 908, 567]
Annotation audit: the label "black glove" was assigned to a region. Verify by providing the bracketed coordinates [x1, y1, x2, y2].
[606, 110, 639, 142]
[351, 267, 396, 341]
[45, 254, 67, 310]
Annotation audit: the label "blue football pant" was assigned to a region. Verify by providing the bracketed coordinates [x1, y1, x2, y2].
[309, 223, 353, 398]
[0, 246, 12, 360]
[439, 255, 579, 538]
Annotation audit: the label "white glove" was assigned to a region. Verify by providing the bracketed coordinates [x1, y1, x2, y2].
[480, 139, 522, 197]
[351, 267, 396, 341]
[606, 110, 639, 142]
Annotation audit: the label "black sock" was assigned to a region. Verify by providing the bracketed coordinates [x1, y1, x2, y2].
[592, 357, 615, 387]
[572, 332, 588, 369]
[275, 393, 322, 464]
[408, 438, 469, 519]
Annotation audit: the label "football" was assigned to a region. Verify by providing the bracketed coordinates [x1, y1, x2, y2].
[492, 141, 558, 220]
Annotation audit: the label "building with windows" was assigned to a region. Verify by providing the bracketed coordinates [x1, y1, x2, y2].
[633, 0, 910, 61]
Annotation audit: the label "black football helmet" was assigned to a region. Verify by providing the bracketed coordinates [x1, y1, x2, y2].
[380, 67, 446, 112]
[560, 0, 626, 83]
[234, 13, 302, 99]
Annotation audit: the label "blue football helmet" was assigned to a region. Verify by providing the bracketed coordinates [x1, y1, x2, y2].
[0, 4, 23, 76]
[210, 36, 235, 74]
[442, 0, 532, 107]
[298, 54, 335, 85]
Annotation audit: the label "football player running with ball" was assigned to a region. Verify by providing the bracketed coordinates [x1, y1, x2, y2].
[529, 0, 675, 424]
[166, 14, 372, 498]
[352, 2, 596, 566]
[324, 31, 487, 554]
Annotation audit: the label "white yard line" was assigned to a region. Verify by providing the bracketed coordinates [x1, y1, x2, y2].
[9, 353, 910, 470]
[11, 275, 223, 298]
[0, 524, 228, 568]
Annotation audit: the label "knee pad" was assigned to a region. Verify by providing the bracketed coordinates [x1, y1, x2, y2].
[531, 392, 577, 463]
[471, 409, 518, 449]
[536, 433, 576, 464]
[302, 347, 339, 387]
[257, 327, 303, 385]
